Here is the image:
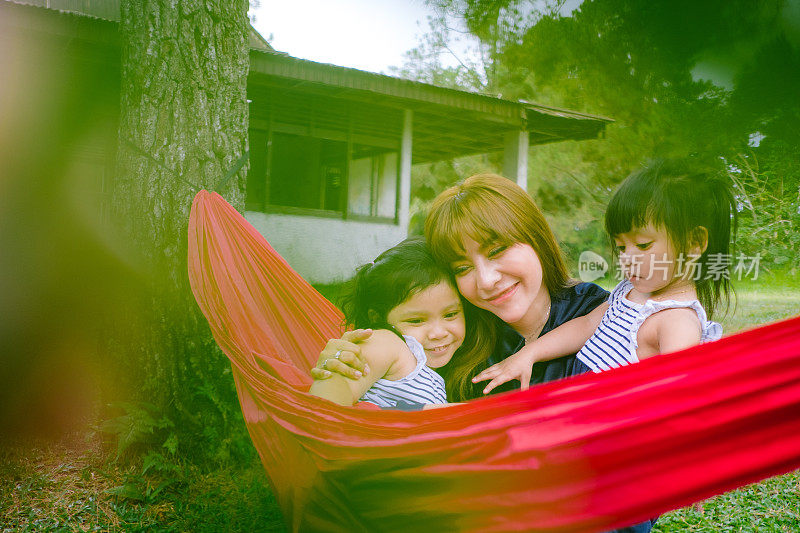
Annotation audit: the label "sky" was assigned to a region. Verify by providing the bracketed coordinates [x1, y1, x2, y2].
[250, 0, 434, 74]
[249, 1, 587, 75]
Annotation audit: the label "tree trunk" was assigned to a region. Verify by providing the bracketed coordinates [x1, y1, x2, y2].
[111, 0, 250, 457]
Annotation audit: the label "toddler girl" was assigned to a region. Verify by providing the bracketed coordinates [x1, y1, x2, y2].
[475, 160, 736, 392]
[310, 237, 471, 407]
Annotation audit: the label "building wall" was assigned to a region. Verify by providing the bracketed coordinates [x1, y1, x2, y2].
[244, 211, 407, 284]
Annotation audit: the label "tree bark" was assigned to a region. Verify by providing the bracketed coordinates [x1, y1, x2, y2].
[111, 0, 249, 455]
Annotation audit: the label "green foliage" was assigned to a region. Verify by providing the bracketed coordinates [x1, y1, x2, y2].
[97, 401, 223, 506]
[99, 285, 256, 468]
[97, 166, 252, 466]
[728, 153, 800, 274]
[653, 470, 800, 532]
[104, 451, 182, 505]
[408, 155, 497, 235]
[388, 13, 489, 92]
[405, 0, 800, 271]
[100, 401, 176, 460]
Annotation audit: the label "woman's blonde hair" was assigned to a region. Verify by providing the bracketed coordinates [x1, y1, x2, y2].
[424, 173, 572, 400]
[425, 173, 571, 295]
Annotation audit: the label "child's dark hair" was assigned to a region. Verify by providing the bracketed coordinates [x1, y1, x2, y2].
[605, 159, 737, 318]
[339, 236, 495, 402]
[339, 236, 452, 330]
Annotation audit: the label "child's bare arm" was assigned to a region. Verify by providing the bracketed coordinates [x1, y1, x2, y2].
[637, 307, 702, 360]
[473, 302, 608, 394]
[309, 330, 404, 406]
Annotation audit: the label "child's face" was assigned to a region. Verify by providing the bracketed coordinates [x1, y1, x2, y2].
[613, 224, 689, 297]
[386, 281, 466, 368]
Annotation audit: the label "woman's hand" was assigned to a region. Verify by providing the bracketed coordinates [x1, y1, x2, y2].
[310, 329, 373, 380]
[471, 347, 538, 394]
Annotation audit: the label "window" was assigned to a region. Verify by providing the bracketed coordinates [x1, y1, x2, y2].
[246, 127, 399, 221]
[269, 133, 346, 211]
[348, 144, 398, 218]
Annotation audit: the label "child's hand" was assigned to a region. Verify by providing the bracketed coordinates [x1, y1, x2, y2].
[472, 347, 539, 394]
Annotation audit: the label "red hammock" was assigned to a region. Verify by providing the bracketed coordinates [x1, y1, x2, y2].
[187, 190, 800, 532]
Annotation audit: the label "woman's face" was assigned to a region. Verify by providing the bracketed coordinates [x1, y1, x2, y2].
[450, 238, 547, 331]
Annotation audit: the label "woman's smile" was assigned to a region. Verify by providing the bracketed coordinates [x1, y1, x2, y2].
[484, 283, 519, 305]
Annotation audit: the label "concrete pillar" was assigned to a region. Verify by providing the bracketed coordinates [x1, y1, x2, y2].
[503, 130, 529, 191]
[398, 108, 413, 231]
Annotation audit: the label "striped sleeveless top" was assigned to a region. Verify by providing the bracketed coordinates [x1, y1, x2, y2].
[577, 279, 722, 373]
[360, 335, 447, 408]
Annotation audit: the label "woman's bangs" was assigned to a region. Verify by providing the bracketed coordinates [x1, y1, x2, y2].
[428, 208, 485, 265]
[428, 195, 510, 265]
[468, 194, 522, 246]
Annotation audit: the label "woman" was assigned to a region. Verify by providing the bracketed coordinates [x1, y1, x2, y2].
[312, 173, 608, 400]
[311, 173, 657, 532]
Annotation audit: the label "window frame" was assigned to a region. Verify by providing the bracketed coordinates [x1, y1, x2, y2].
[246, 117, 401, 224]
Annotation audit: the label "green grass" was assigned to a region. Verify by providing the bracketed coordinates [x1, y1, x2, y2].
[0, 433, 286, 532]
[653, 471, 800, 532]
[2, 274, 798, 531]
[719, 272, 800, 334]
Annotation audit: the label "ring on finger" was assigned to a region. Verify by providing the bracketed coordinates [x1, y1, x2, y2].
[334, 350, 342, 359]
[322, 358, 331, 370]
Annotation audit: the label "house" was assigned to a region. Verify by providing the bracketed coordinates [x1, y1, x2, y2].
[1, 0, 611, 283]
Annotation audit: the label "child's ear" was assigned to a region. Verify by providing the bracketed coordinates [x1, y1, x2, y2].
[690, 226, 709, 256]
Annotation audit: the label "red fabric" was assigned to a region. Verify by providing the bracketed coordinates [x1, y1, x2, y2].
[187, 190, 800, 532]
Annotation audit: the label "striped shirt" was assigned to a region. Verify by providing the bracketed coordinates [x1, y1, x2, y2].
[360, 335, 447, 407]
[577, 279, 722, 373]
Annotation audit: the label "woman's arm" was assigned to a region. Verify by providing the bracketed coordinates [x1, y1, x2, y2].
[308, 330, 406, 406]
[473, 302, 608, 393]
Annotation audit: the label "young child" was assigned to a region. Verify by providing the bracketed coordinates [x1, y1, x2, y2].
[309, 237, 468, 408]
[474, 160, 736, 393]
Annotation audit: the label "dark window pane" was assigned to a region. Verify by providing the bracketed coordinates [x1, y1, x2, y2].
[270, 132, 346, 211]
[321, 140, 345, 211]
[246, 129, 267, 211]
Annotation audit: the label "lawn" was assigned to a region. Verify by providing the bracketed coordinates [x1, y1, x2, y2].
[2, 275, 798, 532]
[0, 434, 287, 532]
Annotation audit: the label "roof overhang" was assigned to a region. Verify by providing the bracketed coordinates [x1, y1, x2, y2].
[2, 0, 613, 165]
[248, 50, 612, 163]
